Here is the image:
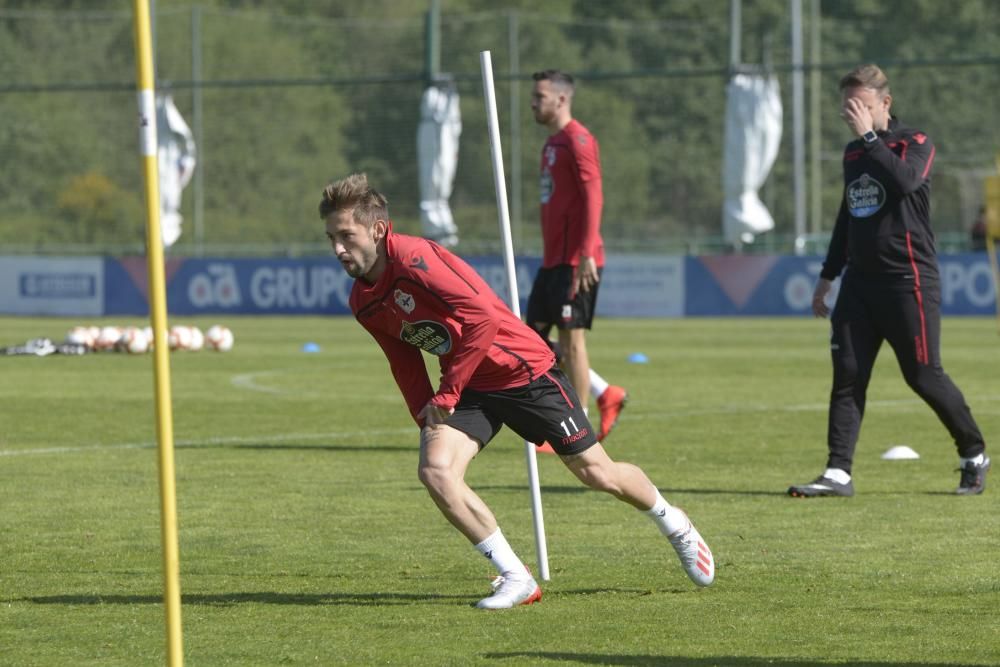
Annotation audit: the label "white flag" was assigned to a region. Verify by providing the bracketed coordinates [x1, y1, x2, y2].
[722, 74, 782, 245]
[417, 82, 461, 248]
[156, 94, 196, 247]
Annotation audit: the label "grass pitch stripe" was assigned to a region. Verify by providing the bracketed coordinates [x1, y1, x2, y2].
[0, 427, 413, 457]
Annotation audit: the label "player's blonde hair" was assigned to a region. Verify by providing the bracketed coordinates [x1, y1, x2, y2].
[318, 173, 389, 227]
[839, 63, 890, 98]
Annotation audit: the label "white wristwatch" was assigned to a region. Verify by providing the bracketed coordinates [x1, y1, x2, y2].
[862, 129, 879, 144]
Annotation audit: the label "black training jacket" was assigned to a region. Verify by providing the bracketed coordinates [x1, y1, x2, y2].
[820, 118, 939, 285]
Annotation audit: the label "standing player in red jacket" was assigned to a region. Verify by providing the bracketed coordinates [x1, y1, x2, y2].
[320, 173, 715, 608]
[528, 69, 628, 442]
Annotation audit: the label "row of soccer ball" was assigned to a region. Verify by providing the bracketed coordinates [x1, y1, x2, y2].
[66, 324, 234, 354]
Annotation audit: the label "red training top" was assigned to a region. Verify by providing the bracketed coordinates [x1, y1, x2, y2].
[539, 118, 605, 268]
[349, 229, 556, 426]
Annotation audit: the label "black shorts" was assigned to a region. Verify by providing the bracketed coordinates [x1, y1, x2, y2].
[526, 265, 602, 330]
[444, 366, 599, 456]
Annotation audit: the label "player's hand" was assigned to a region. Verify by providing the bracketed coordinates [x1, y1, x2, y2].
[419, 403, 454, 427]
[573, 256, 599, 296]
[840, 97, 873, 138]
[812, 278, 833, 318]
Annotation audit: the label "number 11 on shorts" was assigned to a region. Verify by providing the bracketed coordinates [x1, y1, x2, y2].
[560, 417, 580, 436]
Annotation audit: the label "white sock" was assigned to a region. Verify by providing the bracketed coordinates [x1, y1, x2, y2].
[644, 491, 688, 536]
[589, 369, 609, 398]
[960, 453, 985, 466]
[823, 467, 852, 484]
[474, 528, 527, 577]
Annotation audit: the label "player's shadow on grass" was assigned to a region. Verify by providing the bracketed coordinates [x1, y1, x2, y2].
[476, 483, 591, 495]
[476, 484, 785, 496]
[666, 487, 787, 497]
[24, 591, 468, 606]
[219, 443, 414, 453]
[483, 652, 980, 667]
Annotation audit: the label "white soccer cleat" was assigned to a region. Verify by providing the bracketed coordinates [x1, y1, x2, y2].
[475, 571, 542, 609]
[667, 511, 715, 587]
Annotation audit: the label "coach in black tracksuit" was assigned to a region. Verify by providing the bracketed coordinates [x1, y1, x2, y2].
[789, 64, 990, 498]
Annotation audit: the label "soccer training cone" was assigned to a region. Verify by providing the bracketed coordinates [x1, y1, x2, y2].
[881, 445, 920, 460]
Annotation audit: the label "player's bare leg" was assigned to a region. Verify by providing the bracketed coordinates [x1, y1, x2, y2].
[558, 327, 590, 411]
[560, 443, 715, 586]
[418, 424, 497, 542]
[418, 424, 540, 607]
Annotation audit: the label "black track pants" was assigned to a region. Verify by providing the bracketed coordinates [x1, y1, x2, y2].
[825, 274, 985, 473]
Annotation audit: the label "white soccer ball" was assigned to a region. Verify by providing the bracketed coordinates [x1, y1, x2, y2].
[187, 326, 205, 352]
[143, 326, 156, 349]
[95, 326, 123, 351]
[167, 324, 191, 350]
[118, 326, 150, 354]
[205, 325, 234, 352]
[168, 325, 193, 351]
[66, 326, 95, 349]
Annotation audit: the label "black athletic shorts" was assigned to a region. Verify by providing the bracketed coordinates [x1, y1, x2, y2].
[525, 265, 602, 330]
[444, 365, 599, 456]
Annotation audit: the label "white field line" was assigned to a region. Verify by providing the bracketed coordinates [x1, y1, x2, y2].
[229, 369, 399, 402]
[0, 428, 413, 458]
[230, 370, 288, 394]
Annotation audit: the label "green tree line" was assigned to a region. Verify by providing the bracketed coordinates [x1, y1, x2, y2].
[0, 0, 997, 254]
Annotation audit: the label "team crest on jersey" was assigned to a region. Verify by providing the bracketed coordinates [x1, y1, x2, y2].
[394, 289, 415, 314]
[846, 172, 886, 218]
[540, 168, 554, 204]
[400, 320, 452, 355]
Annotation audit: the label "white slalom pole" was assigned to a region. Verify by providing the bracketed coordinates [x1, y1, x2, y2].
[479, 50, 550, 581]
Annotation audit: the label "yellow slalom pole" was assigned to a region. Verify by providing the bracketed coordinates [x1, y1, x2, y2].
[131, 1, 184, 665]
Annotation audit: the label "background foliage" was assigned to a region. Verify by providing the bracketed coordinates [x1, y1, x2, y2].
[0, 0, 998, 254]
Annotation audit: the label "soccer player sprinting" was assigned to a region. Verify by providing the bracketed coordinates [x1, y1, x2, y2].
[321, 173, 714, 608]
[789, 64, 990, 498]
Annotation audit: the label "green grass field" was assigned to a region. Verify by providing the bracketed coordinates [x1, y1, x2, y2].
[1, 315, 998, 666]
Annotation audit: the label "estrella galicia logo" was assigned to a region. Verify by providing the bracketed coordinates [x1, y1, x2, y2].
[400, 320, 452, 355]
[846, 173, 886, 218]
[19, 273, 95, 298]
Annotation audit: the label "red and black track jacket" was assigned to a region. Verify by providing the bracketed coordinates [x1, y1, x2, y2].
[821, 118, 939, 285]
[349, 229, 555, 426]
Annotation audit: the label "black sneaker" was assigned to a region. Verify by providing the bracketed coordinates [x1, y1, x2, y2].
[788, 475, 854, 498]
[956, 456, 990, 495]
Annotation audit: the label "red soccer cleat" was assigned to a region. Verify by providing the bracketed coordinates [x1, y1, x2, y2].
[596, 385, 628, 441]
[536, 441, 556, 454]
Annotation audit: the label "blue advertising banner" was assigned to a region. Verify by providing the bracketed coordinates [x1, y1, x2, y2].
[684, 253, 999, 316]
[104, 257, 357, 315]
[1, 252, 992, 318]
